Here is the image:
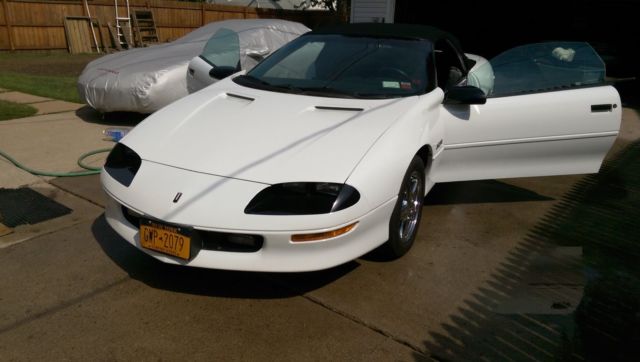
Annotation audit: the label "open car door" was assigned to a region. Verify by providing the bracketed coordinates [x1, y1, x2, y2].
[433, 42, 621, 182]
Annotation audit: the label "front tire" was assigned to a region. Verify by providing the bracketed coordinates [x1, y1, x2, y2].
[385, 156, 425, 258]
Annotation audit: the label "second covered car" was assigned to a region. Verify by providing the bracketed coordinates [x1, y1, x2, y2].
[78, 19, 309, 113]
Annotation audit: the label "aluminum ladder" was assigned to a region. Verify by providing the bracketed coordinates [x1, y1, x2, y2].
[114, 0, 133, 48]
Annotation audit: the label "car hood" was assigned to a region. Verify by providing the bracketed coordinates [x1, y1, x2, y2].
[122, 78, 419, 184]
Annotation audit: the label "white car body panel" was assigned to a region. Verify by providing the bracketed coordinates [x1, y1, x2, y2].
[432, 86, 621, 181]
[345, 89, 444, 207]
[123, 76, 419, 185]
[101, 161, 376, 232]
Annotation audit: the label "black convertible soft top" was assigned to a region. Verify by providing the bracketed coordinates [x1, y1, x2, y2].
[311, 23, 457, 44]
[310, 23, 471, 70]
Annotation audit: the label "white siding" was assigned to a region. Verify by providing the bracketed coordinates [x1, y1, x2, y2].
[350, 0, 396, 23]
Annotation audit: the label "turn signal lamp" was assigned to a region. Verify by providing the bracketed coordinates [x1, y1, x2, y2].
[291, 222, 358, 242]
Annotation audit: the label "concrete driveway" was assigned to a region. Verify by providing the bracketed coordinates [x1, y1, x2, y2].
[1, 106, 638, 361]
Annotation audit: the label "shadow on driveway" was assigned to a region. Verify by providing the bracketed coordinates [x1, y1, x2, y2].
[425, 179, 554, 205]
[415, 140, 640, 361]
[75, 106, 148, 126]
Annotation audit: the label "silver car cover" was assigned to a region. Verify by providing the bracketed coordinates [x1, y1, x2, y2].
[77, 19, 309, 113]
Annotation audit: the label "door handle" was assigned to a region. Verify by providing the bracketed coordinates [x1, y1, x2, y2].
[591, 104, 616, 112]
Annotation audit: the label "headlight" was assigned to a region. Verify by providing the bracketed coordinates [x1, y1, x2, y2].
[244, 182, 360, 215]
[104, 143, 142, 187]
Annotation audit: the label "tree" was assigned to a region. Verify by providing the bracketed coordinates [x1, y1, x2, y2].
[297, 0, 350, 16]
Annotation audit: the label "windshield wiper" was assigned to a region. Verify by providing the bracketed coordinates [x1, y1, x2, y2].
[234, 74, 270, 85]
[234, 77, 335, 96]
[235, 77, 385, 99]
[297, 86, 358, 99]
[234, 76, 306, 94]
[270, 83, 305, 93]
[350, 92, 397, 99]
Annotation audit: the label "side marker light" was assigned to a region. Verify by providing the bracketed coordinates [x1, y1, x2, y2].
[291, 222, 358, 243]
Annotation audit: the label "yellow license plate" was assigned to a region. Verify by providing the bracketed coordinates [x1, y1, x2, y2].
[139, 219, 191, 260]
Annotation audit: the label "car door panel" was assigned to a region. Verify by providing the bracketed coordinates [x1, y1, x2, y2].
[432, 85, 621, 182]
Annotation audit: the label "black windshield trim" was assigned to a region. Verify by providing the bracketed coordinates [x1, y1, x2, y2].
[232, 76, 425, 99]
[310, 23, 454, 43]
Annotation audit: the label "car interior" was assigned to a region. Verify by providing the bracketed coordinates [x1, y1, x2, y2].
[434, 39, 467, 91]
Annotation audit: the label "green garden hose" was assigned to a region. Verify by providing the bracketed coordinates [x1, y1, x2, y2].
[0, 148, 112, 177]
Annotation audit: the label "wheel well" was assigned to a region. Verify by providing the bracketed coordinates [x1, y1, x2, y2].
[415, 145, 433, 172]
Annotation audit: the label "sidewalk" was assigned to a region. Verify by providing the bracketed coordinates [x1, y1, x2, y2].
[0, 90, 128, 241]
[0, 89, 83, 115]
[0, 90, 122, 189]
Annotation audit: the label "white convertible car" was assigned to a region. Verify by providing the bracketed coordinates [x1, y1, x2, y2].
[102, 24, 621, 272]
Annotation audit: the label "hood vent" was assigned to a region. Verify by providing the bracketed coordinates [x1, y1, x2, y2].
[226, 93, 255, 102]
[315, 106, 363, 112]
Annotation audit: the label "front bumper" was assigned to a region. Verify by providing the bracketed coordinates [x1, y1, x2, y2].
[104, 192, 396, 272]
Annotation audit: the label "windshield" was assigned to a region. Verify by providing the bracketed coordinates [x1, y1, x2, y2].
[200, 28, 240, 69]
[235, 34, 432, 99]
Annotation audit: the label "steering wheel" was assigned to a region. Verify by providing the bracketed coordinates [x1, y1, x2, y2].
[376, 67, 412, 82]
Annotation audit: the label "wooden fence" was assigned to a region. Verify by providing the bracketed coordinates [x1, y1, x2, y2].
[0, 0, 338, 51]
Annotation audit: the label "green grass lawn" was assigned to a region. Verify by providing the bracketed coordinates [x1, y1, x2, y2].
[0, 51, 99, 103]
[0, 72, 81, 103]
[0, 99, 37, 121]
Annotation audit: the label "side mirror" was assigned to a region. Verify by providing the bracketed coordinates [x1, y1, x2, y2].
[209, 66, 237, 80]
[443, 85, 487, 105]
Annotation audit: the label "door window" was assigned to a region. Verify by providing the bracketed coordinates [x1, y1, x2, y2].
[470, 42, 606, 97]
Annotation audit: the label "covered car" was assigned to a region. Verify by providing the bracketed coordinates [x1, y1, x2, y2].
[77, 19, 309, 113]
[102, 24, 620, 272]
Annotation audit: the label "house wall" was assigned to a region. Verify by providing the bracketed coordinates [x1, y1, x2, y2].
[350, 0, 395, 23]
[206, 0, 307, 10]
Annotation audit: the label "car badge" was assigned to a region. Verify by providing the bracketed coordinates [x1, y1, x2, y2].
[173, 192, 183, 203]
